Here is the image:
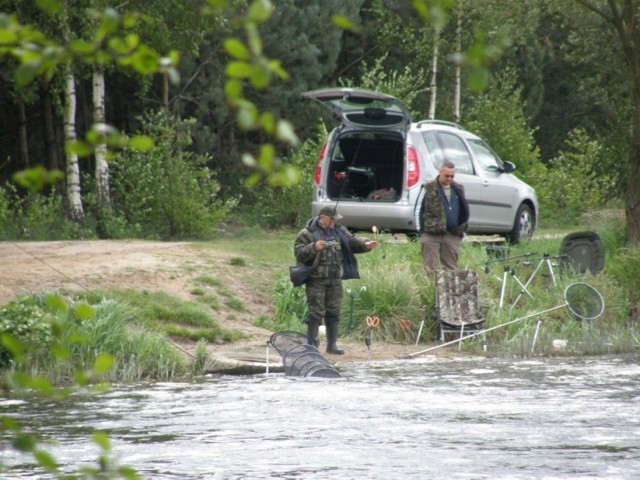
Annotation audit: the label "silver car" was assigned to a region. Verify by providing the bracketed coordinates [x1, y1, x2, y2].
[303, 87, 538, 243]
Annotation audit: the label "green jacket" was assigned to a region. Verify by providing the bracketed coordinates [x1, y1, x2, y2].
[419, 178, 469, 237]
[294, 217, 369, 281]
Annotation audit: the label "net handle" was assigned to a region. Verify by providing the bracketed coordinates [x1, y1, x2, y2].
[563, 282, 605, 320]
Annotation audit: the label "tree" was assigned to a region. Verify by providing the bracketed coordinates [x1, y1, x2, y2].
[571, 0, 640, 247]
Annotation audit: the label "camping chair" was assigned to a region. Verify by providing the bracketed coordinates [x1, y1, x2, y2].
[434, 270, 486, 345]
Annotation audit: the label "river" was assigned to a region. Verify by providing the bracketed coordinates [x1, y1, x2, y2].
[2, 354, 639, 479]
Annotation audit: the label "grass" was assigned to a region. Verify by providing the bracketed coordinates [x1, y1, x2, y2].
[265, 218, 639, 357]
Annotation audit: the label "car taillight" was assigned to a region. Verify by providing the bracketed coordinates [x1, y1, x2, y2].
[406, 146, 420, 188]
[314, 143, 327, 186]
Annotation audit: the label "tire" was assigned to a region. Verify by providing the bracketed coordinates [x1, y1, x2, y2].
[508, 204, 534, 244]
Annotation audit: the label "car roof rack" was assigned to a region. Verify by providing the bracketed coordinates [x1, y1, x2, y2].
[415, 119, 463, 129]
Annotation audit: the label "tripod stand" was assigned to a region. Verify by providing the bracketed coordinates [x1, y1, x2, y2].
[509, 253, 560, 311]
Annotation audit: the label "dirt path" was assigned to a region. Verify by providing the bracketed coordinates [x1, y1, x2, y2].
[1, 240, 438, 371]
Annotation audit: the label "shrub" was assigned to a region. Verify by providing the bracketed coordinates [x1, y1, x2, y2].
[110, 111, 234, 239]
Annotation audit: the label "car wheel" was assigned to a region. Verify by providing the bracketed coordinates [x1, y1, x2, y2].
[508, 204, 534, 244]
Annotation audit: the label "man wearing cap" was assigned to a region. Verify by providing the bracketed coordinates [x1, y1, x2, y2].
[294, 206, 379, 354]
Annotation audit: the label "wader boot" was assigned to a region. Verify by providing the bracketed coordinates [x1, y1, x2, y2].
[325, 319, 344, 355]
[306, 318, 320, 347]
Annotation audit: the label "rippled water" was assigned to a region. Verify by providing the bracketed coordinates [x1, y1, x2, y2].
[2, 354, 639, 479]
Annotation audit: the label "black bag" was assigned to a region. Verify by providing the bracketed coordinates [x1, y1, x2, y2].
[289, 253, 321, 287]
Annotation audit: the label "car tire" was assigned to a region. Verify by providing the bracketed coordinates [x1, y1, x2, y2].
[508, 204, 534, 244]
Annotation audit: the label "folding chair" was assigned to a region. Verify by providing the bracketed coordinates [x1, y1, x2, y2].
[434, 270, 486, 345]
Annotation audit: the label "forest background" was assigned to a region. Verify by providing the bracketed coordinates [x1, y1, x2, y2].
[0, 0, 638, 247]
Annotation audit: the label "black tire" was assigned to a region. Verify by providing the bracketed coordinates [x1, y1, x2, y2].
[508, 204, 534, 244]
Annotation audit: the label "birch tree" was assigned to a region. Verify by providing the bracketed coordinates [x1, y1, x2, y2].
[63, 64, 84, 222]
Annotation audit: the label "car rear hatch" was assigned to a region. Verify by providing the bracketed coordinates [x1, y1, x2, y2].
[302, 88, 411, 133]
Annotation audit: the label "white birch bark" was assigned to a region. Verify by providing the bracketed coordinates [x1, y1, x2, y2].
[428, 29, 440, 120]
[93, 68, 111, 209]
[453, 4, 462, 123]
[64, 66, 84, 222]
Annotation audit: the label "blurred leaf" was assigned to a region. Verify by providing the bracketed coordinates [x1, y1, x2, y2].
[45, 294, 67, 313]
[74, 303, 95, 320]
[33, 450, 58, 473]
[469, 67, 490, 92]
[92, 354, 115, 375]
[225, 79, 242, 99]
[35, 0, 60, 14]
[224, 38, 250, 60]
[12, 166, 63, 190]
[1, 333, 24, 358]
[65, 140, 93, 157]
[127, 135, 154, 151]
[225, 60, 252, 78]
[247, 0, 273, 23]
[276, 120, 299, 146]
[331, 15, 361, 33]
[92, 431, 111, 450]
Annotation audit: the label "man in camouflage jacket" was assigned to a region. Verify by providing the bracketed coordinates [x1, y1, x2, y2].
[294, 206, 378, 354]
[418, 160, 469, 272]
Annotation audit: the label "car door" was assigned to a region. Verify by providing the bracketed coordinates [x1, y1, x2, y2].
[421, 131, 485, 226]
[465, 139, 519, 230]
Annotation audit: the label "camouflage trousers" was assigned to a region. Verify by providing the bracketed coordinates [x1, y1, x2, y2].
[304, 278, 343, 324]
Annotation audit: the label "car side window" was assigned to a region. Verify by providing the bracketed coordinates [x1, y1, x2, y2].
[421, 131, 446, 170]
[468, 139, 502, 172]
[437, 132, 474, 174]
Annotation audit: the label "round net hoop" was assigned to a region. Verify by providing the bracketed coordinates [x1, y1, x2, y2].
[563, 282, 605, 320]
[269, 330, 309, 357]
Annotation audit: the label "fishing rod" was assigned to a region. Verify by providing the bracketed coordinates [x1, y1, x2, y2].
[407, 282, 605, 358]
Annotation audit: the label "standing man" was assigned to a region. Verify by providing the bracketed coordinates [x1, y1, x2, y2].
[294, 206, 378, 354]
[419, 161, 469, 272]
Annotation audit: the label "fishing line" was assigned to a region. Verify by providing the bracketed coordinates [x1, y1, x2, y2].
[9, 241, 101, 299]
[7, 241, 196, 359]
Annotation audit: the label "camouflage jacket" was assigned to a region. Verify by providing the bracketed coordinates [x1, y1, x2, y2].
[294, 217, 370, 281]
[419, 178, 469, 237]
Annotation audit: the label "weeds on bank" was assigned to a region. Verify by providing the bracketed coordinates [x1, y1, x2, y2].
[270, 221, 640, 357]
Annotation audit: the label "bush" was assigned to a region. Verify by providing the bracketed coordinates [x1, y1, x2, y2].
[110, 111, 234, 239]
[233, 124, 324, 228]
[0, 297, 53, 368]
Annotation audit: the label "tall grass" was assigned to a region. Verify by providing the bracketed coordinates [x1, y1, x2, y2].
[270, 223, 640, 357]
[16, 296, 187, 384]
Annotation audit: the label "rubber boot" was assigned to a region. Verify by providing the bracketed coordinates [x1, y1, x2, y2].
[325, 320, 344, 355]
[306, 319, 320, 347]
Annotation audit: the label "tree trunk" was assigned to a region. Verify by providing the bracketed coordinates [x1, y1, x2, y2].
[41, 80, 60, 173]
[573, 0, 640, 247]
[93, 68, 110, 211]
[428, 29, 440, 120]
[453, 5, 462, 123]
[17, 101, 29, 167]
[64, 66, 84, 223]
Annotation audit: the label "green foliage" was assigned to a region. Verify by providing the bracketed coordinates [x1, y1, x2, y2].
[342, 53, 428, 119]
[537, 129, 616, 226]
[465, 69, 545, 183]
[0, 298, 53, 368]
[341, 245, 431, 342]
[270, 276, 308, 331]
[0, 183, 92, 240]
[234, 124, 324, 227]
[110, 111, 233, 239]
[103, 288, 246, 343]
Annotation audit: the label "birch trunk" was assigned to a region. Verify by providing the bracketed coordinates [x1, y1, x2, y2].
[64, 66, 84, 222]
[93, 68, 110, 210]
[453, 5, 462, 123]
[428, 29, 440, 120]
